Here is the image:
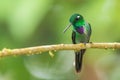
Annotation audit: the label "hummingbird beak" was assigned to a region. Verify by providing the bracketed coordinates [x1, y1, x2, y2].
[63, 23, 72, 33]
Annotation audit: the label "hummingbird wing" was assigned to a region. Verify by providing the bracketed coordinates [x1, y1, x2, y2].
[72, 31, 76, 44]
[72, 31, 85, 73]
[88, 23, 92, 41]
[84, 23, 92, 42]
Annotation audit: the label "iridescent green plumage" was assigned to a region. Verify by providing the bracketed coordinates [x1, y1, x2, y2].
[64, 13, 91, 73]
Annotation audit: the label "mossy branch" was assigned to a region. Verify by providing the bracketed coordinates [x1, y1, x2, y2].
[0, 42, 120, 57]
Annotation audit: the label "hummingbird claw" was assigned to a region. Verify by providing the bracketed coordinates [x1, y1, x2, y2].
[89, 42, 93, 44]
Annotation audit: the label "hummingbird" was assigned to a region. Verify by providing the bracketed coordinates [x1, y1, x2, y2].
[64, 13, 91, 73]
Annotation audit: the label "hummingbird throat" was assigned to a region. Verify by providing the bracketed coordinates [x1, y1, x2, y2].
[75, 26, 84, 34]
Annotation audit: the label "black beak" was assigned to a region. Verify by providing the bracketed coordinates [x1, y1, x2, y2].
[63, 23, 72, 33]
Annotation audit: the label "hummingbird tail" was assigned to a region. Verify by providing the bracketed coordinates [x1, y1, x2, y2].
[75, 49, 86, 73]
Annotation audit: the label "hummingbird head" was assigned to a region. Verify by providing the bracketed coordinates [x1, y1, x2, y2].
[63, 13, 84, 33]
[69, 13, 84, 27]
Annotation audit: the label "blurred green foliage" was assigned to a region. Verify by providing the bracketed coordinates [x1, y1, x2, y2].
[0, 0, 120, 80]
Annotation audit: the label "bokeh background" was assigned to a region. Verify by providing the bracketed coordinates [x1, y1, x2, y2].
[0, 0, 120, 80]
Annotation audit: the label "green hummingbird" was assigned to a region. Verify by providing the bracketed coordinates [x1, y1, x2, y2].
[64, 13, 92, 73]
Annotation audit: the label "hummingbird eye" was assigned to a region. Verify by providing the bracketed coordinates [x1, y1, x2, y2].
[75, 16, 80, 21]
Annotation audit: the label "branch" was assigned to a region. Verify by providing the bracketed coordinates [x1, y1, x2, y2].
[0, 43, 120, 57]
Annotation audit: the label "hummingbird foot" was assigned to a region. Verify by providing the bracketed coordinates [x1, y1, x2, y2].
[83, 42, 87, 46]
[89, 42, 93, 44]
